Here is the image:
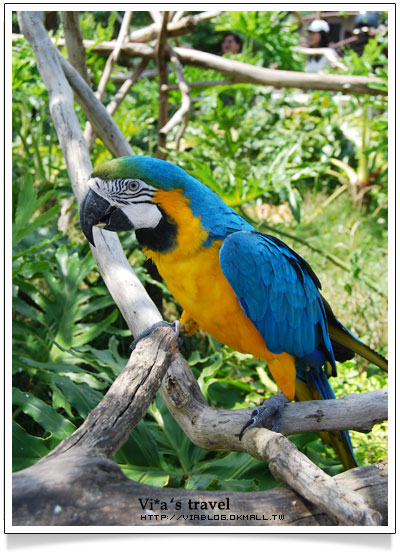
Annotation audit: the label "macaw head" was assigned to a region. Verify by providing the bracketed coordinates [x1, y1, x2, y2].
[79, 155, 192, 246]
[80, 155, 250, 251]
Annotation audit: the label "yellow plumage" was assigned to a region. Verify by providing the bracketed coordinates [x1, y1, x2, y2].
[144, 189, 296, 400]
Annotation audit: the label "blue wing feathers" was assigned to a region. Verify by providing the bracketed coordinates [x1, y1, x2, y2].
[219, 231, 336, 369]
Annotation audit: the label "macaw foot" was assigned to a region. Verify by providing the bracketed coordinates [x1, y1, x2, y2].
[129, 320, 181, 351]
[237, 392, 290, 441]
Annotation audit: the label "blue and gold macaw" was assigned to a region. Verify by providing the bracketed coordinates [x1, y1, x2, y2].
[79, 155, 388, 469]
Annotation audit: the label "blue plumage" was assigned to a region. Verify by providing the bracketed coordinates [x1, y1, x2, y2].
[219, 230, 336, 370]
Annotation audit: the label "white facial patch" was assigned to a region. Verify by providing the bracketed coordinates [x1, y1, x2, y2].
[123, 202, 162, 230]
[87, 176, 162, 230]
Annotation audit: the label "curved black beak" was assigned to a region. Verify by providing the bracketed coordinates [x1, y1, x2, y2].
[79, 188, 112, 246]
[79, 188, 134, 247]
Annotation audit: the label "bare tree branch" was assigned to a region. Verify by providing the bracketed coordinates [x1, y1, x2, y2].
[165, 78, 236, 90]
[150, 10, 162, 24]
[29, 35, 384, 95]
[18, 11, 160, 339]
[128, 11, 223, 43]
[84, 10, 133, 148]
[160, 46, 191, 148]
[106, 58, 149, 117]
[57, 52, 132, 157]
[17, 12, 91, 203]
[156, 11, 170, 159]
[44, 327, 177, 461]
[172, 11, 185, 22]
[60, 12, 89, 83]
[95, 11, 133, 102]
[245, 428, 381, 525]
[12, 450, 387, 526]
[173, 46, 386, 96]
[12, 326, 386, 526]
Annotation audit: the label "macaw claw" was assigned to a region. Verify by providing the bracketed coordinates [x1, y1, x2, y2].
[130, 320, 181, 351]
[236, 392, 290, 440]
[179, 318, 199, 336]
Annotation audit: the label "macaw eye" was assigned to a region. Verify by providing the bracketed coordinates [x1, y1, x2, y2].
[127, 180, 141, 192]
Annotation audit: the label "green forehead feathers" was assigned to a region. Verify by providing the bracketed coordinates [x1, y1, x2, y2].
[91, 155, 190, 191]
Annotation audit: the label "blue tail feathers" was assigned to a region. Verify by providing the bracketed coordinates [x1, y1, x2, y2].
[295, 361, 357, 469]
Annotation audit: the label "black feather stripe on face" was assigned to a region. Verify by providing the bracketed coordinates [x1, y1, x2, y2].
[135, 207, 178, 253]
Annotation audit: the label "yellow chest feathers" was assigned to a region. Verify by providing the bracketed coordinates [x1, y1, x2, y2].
[143, 189, 218, 306]
[142, 190, 269, 357]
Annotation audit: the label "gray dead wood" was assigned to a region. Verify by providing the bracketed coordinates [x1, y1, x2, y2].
[156, 11, 170, 159]
[106, 58, 149, 117]
[12, 453, 387, 526]
[173, 47, 386, 96]
[60, 12, 89, 83]
[33, 36, 385, 96]
[57, 52, 132, 157]
[160, 45, 191, 147]
[14, 32, 386, 96]
[18, 11, 160, 339]
[84, 10, 133, 148]
[44, 327, 177, 460]
[12, 328, 387, 527]
[128, 11, 223, 43]
[16, 11, 387, 528]
[163, 79, 236, 90]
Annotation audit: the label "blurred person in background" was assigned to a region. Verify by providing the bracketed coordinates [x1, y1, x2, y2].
[221, 32, 242, 54]
[351, 11, 382, 55]
[305, 19, 338, 72]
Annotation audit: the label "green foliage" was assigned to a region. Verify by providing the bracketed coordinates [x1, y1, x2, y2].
[214, 11, 304, 70]
[12, 11, 387, 489]
[170, 84, 357, 221]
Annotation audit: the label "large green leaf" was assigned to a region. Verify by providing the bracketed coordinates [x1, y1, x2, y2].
[12, 420, 49, 471]
[119, 465, 171, 488]
[185, 475, 257, 492]
[115, 421, 161, 468]
[148, 395, 207, 473]
[13, 174, 58, 247]
[38, 373, 102, 419]
[12, 387, 76, 441]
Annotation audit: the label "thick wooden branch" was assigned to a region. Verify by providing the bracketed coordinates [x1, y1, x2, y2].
[165, 79, 236, 90]
[173, 47, 386, 96]
[12, 327, 387, 526]
[17, 12, 91, 202]
[12, 453, 387, 526]
[18, 11, 161, 339]
[158, 352, 387, 455]
[44, 327, 177, 461]
[247, 429, 381, 525]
